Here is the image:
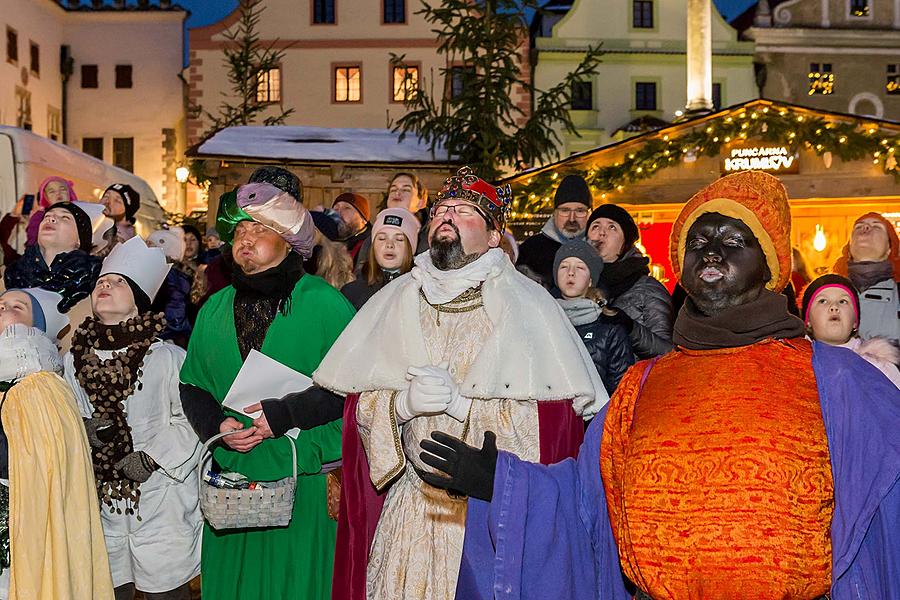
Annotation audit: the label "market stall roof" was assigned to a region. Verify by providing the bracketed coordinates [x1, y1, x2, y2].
[187, 125, 455, 166]
[500, 98, 900, 188]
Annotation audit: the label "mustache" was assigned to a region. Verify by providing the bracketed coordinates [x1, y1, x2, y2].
[431, 219, 460, 242]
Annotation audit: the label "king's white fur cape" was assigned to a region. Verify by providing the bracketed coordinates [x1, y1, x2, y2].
[313, 256, 609, 417]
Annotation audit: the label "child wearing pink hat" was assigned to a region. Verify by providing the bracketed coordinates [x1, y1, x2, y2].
[340, 207, 420, 310]
[803, 274, 899, 388]
[25, 176, 79, 246]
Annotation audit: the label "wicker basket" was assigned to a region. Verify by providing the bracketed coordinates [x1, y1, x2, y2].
[198, 430, 297, 530]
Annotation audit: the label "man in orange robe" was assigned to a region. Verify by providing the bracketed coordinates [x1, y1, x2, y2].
[419, 170, 900, 600]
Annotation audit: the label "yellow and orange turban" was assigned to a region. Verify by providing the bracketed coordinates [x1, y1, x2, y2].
[669, 170, 792, 292]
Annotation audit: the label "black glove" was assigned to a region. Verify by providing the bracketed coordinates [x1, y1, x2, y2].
[417, 431, 498, 502]
[83, 418, 115, 448]
[599, 309, 634, 333]
[261, 386, 345, 437]
[114, 451, 158, 483]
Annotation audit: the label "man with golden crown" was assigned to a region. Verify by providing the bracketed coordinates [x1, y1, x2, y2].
[250, 166, 609, 600]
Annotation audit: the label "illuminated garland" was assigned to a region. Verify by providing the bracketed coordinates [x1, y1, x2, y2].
[510, 104, 900, 217]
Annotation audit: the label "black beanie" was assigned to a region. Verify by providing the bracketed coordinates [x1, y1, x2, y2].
[587, 204, 639, 250]
[553, 239, 604, 287]
[48, 203, 93, 251]
[800, 274, 860, 326]
[554, 175, 592, 208]
[122, 275, 153, 314]
[249, 166, 302, 202]
[106, 183, 140, 220]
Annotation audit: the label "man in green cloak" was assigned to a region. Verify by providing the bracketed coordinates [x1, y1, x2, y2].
[179, 167, 355, 600]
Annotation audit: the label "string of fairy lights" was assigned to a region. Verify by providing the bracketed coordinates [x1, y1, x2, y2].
[508, 103, 900, 219]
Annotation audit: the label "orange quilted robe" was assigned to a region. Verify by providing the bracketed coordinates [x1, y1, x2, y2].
[601, 338, 833, 600]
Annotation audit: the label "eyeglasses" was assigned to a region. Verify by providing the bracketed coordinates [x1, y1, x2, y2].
[557, 207, 589, 218]
[431, 203, 485, 219]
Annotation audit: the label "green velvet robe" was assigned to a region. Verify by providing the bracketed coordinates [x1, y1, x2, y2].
[180, 274, 355, 600]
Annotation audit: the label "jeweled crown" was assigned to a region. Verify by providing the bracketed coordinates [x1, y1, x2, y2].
[435, 166, 512, 230]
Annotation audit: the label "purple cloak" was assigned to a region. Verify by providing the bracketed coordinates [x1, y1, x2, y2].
[457, 341, 900, 600]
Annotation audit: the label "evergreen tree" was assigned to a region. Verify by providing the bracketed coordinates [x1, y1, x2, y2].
[391, 0, 602, 181]
[197, 0, 293, 141]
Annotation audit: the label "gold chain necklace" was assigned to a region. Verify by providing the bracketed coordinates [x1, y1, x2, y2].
[419, 285, 484, 326]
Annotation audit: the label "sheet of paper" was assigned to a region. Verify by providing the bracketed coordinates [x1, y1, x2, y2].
[223, 349, 312, 439]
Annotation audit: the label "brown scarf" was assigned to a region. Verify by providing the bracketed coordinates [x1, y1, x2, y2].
[673, 289, 805, 350]
[71, 312, 165, 516]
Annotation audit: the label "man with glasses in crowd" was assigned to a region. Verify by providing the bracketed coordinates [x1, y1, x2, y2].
[248, 166, 607, 600]
[516, 174, 592, 288]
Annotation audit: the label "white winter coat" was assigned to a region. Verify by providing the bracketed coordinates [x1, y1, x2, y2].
[64, 341, 202, 593]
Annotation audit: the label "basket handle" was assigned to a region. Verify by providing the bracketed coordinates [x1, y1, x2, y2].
[199, 429, 299, 489]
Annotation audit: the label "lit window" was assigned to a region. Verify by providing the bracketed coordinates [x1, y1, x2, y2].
[384, 0, 405, 24]
[257, 67, 281, 103]
[808, 63, 834, 95]
[313, 0, 335, 24]
[392, 65, 419, 102]
[633, 1, 653, 28]
[335, 66, 361, 102]
[635, 81, 657, 110]
[850, 0, 869, 17]
[887, 64, 900, 95]
[571, 80, 593, 110]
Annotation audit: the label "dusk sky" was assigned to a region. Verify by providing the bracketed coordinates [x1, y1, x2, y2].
[178, 0, 758, 30]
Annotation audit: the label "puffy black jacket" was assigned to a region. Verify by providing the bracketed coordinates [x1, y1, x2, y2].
[611, 274, 674, 360]
[573, 318, 635, 395]
[3, 245, 101, 312]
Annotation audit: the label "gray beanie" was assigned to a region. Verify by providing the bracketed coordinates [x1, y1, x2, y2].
[553, 240, 604, 287]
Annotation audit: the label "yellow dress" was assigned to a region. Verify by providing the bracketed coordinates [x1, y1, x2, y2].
[2, 371, 113, 600]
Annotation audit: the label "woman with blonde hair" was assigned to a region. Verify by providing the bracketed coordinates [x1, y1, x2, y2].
[310, 228, 355, 290]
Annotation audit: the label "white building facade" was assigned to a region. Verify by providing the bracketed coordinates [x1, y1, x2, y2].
[533, 0, 758, 155]
[0, 0, 187, 210]
[187, 0, 451, 148]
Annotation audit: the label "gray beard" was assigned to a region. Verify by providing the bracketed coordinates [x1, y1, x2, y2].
[560, 225, 585, 240]
[430, 236, 480, 271]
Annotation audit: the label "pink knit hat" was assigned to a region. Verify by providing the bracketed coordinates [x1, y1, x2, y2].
[372, 208, 420, 254]
[37, 176, 77, 209]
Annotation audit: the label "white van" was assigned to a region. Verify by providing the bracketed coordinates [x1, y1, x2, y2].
[0, 126, 165, 252]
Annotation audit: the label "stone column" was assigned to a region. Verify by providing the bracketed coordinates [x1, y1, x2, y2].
[686, 0, 713, 112]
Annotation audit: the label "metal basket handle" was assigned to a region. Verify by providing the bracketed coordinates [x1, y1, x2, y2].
[199, 429, 298, 496]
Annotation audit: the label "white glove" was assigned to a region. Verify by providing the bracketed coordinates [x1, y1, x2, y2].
[395, 368, 451, 423]
[399, 362, 471, 423]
